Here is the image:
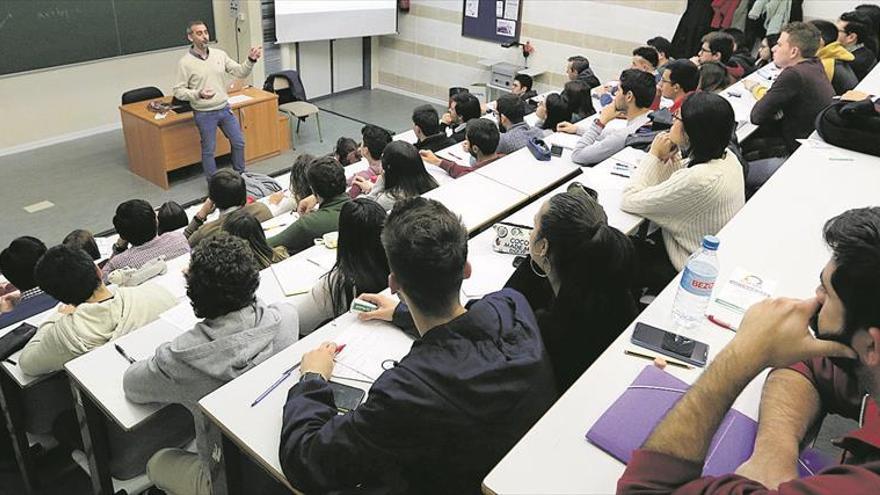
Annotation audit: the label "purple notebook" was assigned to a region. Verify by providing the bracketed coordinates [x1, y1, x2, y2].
[586, 365, 833, 477]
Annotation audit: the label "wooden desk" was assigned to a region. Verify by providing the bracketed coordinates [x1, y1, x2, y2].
[119, 87, 287, 189]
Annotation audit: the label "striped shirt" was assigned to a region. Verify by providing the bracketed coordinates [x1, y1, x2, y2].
[101, 232, 190, 279]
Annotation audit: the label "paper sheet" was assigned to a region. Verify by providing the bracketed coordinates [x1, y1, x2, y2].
[228, 94, 253, 105]
[160, 302, 199, 331]
[334, 319, 415, 382]
[306, 246, 337, 271]
[544, 132, 580, 150]
[271, 256, 330, 296]
[504, 0, 519, 20]
[704, 268, 777, 330]
[496, 19, 515, 37]
[496, 1, 504, 17]
[115, 319, 187, 362]
[461, 252, 517, 298]
[262, 213, 298, 237]
[465, 0, 478, 18]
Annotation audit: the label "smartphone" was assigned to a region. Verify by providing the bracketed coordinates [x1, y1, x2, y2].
[550, 144, 563, 157]
[328, 381, 366, 414]
[630, 322, 709, 367]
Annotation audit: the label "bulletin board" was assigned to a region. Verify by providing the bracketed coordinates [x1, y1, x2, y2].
[461, 0, 522, 44]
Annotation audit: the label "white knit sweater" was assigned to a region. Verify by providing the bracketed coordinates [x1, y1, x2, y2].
[621, 151, 745, 271]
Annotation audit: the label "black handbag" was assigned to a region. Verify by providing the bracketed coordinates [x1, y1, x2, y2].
[815, 98, 880, 157]
[0, 322, 37, 360]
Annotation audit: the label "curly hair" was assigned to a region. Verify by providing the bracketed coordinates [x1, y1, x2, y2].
[185, 233, 260, 319]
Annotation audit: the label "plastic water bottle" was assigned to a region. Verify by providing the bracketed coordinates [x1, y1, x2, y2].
[672, 235, 720, 329]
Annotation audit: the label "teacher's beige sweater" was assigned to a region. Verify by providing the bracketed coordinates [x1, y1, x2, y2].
[621, 151, 745, 271]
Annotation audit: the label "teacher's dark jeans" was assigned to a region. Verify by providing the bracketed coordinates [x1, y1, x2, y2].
[193, 105, 245, 177]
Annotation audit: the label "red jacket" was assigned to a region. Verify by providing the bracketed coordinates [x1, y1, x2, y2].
[618, 357, 880, 495]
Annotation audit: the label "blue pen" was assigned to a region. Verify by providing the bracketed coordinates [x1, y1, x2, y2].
[251, 344, 346, 407]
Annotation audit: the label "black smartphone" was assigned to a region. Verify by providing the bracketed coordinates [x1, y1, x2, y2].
[630, 322, 709, 367]
[328, 381, 366, 414]
[550, 144, 564, 157]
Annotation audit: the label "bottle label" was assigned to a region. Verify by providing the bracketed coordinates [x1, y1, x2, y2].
[680, 266, 715, 297]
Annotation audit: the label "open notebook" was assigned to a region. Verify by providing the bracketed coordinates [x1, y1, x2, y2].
[586, 365, 833, 477]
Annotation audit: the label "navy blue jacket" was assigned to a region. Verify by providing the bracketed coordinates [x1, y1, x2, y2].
[279, 289, 557, 494]
[0, 290, 57, 332]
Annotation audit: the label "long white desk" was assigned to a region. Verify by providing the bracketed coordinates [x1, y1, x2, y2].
[482, 72, 880, 495]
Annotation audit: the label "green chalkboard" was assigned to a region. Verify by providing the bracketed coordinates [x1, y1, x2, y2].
[0, 0, 215, 76]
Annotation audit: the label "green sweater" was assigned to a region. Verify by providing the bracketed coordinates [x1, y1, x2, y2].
[269, 194, 349, 255]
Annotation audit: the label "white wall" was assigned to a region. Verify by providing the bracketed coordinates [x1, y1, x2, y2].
[0, 0, 264, 154]
[374, 0, 871, 102]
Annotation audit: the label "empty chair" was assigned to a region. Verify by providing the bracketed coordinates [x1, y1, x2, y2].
[265, 71, 323, 148]
[121, 86, 163, 105]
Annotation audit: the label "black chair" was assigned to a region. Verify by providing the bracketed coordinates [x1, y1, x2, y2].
[121, 86, 163, 105]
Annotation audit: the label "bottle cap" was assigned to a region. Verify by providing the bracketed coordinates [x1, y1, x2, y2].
[702, 235, 720, 251]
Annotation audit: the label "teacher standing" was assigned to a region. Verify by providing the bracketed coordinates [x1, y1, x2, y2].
[173, 20, 262, 178]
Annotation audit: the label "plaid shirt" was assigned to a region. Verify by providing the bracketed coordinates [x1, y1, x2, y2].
[101, 231, 190, 279]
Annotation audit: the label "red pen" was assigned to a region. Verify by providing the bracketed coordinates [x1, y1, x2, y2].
[707, 314, 735, 331]
[334, 344, 346, 354]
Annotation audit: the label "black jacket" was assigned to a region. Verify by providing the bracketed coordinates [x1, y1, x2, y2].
[263, 70, 308, 103]
[414, 132, 456, 152]
[850, 45, 878, 81]
[831, 59, 859, 95]
[671, 0, 715, 59]
[520, 89, 539, 114]
[439, 121, 468, 143]
[576, 68, 601, 89]
[279, 289, 558, 494]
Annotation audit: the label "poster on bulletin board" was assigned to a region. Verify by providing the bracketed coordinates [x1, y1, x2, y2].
[462, 0, 522, 44]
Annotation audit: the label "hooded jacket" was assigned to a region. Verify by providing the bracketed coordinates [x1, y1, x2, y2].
[817, 42, 859, 95]
[123, 300, 299, 476]
[576, 67, 601, 89]
[279, 288, 557, 495]
[19, 283, 176, 376]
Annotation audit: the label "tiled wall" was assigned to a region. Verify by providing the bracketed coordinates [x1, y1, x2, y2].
[375, 0, 868, 102]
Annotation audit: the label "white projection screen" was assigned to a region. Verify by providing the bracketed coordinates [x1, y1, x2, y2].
[274, 0, 398, 43]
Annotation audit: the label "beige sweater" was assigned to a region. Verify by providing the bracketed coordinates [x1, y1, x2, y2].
[19, 283, 177, 376]
[621, 151, 745, 271]
[172, 47, 254, 112]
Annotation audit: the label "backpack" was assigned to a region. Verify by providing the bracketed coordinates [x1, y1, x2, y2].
[815, 99, 880, 157]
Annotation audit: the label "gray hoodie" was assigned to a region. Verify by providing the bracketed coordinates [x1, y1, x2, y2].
[123, 299, 299, 477]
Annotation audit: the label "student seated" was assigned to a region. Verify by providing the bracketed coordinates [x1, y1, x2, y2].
[621, 93, 744, 287]
[124, 233, 299, 495]
[561, 79, 596, 122]
[631, 45, 660, 75]
[743, 22, 835, 156]
[19, 245, 176, 376]
[270, 157, 350, 255]
[535, 93, 572, 135]
[278, 197, 557, 494]
[811, 19, 860, 95]
[440, 92, 482, 143]
[838, 10, 878, 80]
[103, 199, 190, 279]
[157, 201, 188, 235]
[558, 69, 655, 167]
[618, 207, 880, 494]
[754, 34, 780, 71]
[267, 153, 315, 215]
[420, 118, 502, 178]
[0, 237, 57, 330]
[222, 210, 289, 269]
[333, 136, 362, 166]
[495, 94, 545, 154]
[412, 105, 455, 152]
[505, 185, 637, 391]
[185, 169, 273, 247]
[566, 55, 601, 88]
[347, 125, 393, 197]
[647, 36, 673, 72]
[295, 198, 389, 335]
[723, 27, 758, 76]
[354, 141, 438, 210]
[659, 59, 700, 112]
[63, 229, 101, 261]
[694, 31, 746, 82]
[511, 73, 539, 113]
[698, 61, 733, 93]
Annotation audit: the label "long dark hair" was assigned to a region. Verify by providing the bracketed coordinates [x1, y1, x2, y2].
[325, 198, 390, 314]
[536, 189, 637, 346]
[562, 80, 596, 120]
[223, 210, 277, 269]
[541, 93, 571, 131]
[381, 141, 439, 200]
[680, 92, 735, 167]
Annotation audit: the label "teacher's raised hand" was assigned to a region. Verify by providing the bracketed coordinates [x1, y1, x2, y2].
[248, 46, 263, 61]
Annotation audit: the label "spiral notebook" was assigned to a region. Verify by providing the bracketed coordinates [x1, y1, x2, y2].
[586, 365, 832, 477]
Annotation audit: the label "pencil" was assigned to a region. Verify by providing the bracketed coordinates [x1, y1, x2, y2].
[624, 349, 693, 369]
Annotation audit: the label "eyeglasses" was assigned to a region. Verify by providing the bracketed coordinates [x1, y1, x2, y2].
[672, 113, 683, 122]
[660, 78, 673, 85]
[699, 47, 712, 54]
